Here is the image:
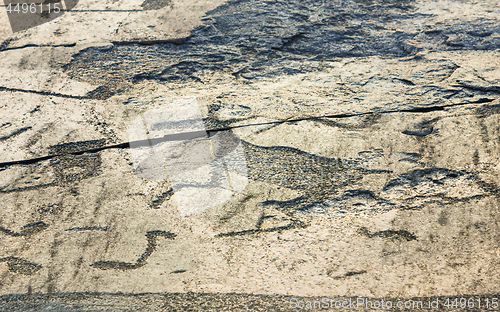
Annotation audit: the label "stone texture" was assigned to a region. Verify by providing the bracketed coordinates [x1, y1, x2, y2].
[1, 0, 500, 310]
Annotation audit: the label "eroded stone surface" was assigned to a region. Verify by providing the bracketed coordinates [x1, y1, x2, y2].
[1, 0, 500, 310]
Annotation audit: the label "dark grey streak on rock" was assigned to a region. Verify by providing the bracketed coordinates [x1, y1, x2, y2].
[65, 226, 108, 232]
[0, 257, 42, 275]
[150, 188, 174, 209]
[398, 152, 422, 163]
[0, 222, 49, 238]
[0, 126, 31, 142]
[215, 220, 308, 237]
[358, 227, 417, 241]
[331, 270, 368, 279]
[91, 230, 176, 270]
[402, 127, 434, 137]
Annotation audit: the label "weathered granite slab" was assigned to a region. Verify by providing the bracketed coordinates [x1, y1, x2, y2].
[1, 0, 500, 310]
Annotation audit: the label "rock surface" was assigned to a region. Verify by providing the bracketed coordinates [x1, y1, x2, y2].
[1, 0, 500, 310]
